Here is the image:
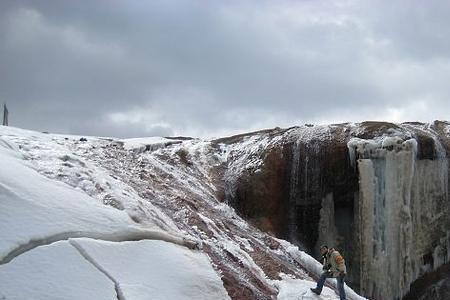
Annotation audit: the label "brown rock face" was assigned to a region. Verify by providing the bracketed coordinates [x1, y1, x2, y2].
[230, 146, 290, 237]
[223, 125, 360, 285]
[222, 121, 450, 300]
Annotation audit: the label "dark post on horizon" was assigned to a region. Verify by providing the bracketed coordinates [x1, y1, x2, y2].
[2, 104, 8, 126]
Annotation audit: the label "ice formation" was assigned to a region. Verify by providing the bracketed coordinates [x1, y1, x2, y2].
[349, 132, 449, 299]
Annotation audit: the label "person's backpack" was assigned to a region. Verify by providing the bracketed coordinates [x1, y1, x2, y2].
[335, 252, 345, 265]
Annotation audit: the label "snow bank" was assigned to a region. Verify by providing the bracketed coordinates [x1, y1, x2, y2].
[71, 238, 230, 300]
[0, 139, 139, 261]
[1, 127, 180, 233]
[0, 128, 229, 299]
[0, 136, 191, 263]
[0, 241, 116, 300]
[0, 238, 230, 300]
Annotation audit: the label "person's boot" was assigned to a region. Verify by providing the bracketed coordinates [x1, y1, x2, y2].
[310, 288, 320, 295]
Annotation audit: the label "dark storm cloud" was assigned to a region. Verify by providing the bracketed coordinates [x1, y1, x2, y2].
[1, 0, 449, 138]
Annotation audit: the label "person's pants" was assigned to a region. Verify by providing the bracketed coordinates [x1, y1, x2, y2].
[315, 271, 347, 300]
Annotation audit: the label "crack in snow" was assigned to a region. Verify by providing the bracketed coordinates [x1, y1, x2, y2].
[69, 240, 126, 300]
[0, 229, 198, 265]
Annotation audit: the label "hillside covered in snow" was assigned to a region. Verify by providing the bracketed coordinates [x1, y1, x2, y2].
[0, 125, 366, 300]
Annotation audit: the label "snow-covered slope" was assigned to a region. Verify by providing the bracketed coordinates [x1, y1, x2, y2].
[0, 125, 365, 300]
[0, 126, 228, 300]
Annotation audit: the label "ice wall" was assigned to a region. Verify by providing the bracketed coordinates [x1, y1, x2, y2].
[316, 193, 339, 253]
[349, 135, 450, 300]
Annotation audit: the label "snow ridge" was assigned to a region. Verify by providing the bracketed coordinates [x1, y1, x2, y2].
[0, 228, 196, 265]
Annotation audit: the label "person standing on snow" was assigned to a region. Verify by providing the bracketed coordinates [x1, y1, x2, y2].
[310, 245, 347, 300]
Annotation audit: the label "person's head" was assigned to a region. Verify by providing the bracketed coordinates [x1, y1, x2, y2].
[320, 245, 328, 255]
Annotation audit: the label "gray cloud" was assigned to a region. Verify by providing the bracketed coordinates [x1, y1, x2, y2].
[1, 0, 449, 138]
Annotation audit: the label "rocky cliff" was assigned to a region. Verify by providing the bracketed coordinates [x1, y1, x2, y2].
[221, 121, 450, 300]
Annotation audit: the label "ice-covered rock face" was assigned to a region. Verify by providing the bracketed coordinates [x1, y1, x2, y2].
[224, 121, 450, 300]
[347, 122, 450, 300]
[352, 137, 446, 299]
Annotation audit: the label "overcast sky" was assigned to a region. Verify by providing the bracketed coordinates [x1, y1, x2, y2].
[1, 0, 449, 138]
